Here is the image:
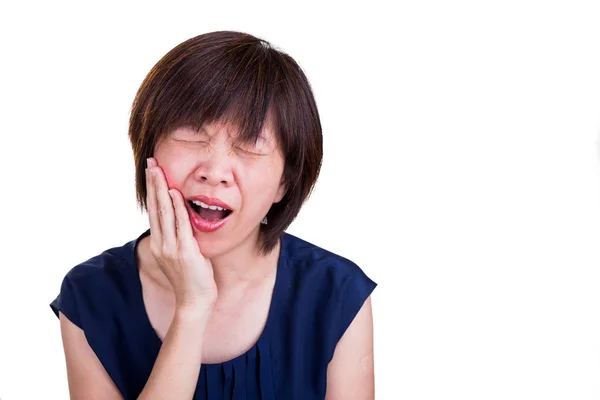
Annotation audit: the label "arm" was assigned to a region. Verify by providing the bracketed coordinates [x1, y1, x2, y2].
[60, 304, 211, 400]
[60, 313, 123, 399]
[325, 296, 375, 400]
[60, 159, 216, 399]
[137, 160, 216, 398]
[138, 305, 210, 399]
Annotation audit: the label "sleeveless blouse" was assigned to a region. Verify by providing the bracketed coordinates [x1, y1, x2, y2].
[50, 229, 377, 399]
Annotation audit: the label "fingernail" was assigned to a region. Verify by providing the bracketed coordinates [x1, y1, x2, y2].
[146, 158, 150, 168]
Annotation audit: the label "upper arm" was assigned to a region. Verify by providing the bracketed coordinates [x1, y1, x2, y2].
[59, 312, 124, 400]
[325, 296, 375, 400]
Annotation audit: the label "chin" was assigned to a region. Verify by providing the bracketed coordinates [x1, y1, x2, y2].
[192, 232, 231, 259]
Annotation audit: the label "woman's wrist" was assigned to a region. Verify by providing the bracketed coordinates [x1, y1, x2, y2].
[174, 300, 215, 323]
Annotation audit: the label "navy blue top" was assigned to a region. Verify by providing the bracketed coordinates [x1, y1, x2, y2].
[50, 229, 377, 399]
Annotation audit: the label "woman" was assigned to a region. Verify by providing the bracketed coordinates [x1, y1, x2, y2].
[50, 31, 377, 399]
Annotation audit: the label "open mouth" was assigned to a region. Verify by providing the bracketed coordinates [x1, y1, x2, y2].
[188, 200, 233, 222]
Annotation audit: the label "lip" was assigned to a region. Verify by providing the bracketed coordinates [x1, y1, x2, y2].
[185, 201, 232, 233]
[187, 195, 232, 211]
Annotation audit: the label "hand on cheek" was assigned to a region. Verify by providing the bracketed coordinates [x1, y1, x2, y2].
[145, 157, 217, 308]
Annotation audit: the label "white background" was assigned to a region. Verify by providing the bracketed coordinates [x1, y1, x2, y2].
[1, 0, 600, 399]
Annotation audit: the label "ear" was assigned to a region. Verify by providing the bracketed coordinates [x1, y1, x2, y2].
[273, 179, 287, 204]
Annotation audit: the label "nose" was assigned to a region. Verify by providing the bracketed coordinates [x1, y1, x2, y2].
[193, 147, 234, 187]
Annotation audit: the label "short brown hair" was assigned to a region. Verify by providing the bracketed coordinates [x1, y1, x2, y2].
[128, 31, 323, 254]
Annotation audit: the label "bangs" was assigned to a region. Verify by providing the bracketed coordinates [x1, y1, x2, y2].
[149, 36, 281, 147]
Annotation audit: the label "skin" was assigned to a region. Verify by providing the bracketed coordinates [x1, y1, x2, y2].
[58, 118, 374, 399]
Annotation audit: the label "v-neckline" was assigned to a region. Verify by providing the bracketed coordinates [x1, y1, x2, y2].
[126, 228, 288, 367]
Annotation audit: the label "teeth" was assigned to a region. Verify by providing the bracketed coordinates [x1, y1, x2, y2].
[191, 200, 226, 211]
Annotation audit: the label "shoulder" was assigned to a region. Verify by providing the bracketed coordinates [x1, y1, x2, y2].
[281, 231, 375, 292]
[50, 234, 140, 329]
[64, 242, 132, 284]
[279, 232, 377, 359]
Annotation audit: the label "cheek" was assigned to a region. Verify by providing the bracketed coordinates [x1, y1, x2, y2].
[162, 169, 183, 192]
[154, 141, 189, 192]
[249, 167, 284, 199]
[167, 177, 186, 195]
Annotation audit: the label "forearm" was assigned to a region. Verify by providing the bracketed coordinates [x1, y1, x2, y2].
[138, 306, 211, 400]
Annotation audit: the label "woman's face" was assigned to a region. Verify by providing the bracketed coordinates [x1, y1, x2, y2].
[153, 119, 286, 259]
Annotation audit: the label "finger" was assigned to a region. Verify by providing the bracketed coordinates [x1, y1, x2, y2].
[146, 162, 162, 247]
[152, 164, 177, 249]
[168, 188, 195, 245]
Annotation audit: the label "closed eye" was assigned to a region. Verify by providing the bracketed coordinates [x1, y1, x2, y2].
[234, 137, 272, 155]
[171, 127, 210, 144]
[234, 145, 270, 156]
[173, 138, 209, 145]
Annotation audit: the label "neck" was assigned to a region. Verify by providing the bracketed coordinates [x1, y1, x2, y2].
[210, 228, 280, 294]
